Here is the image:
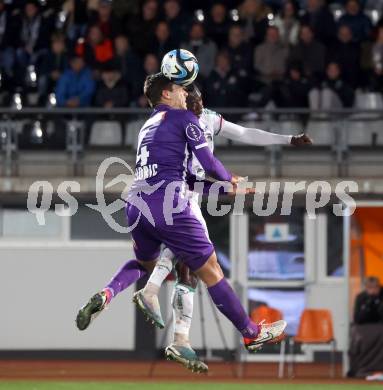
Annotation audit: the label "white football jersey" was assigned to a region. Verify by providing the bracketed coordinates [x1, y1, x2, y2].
[190, 108, 224, 180]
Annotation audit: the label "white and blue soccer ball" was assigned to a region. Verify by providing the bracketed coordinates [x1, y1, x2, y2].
[161, 49, 199, 86]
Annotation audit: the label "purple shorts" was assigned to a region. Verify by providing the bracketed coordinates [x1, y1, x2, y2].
[126, 193, 214, 272]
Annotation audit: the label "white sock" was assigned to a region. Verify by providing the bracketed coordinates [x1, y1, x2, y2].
[171, 283, 195, 348]
[143, 248, 174, 296]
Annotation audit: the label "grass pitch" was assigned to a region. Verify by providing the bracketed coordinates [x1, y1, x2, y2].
[0, 383, 381, 390]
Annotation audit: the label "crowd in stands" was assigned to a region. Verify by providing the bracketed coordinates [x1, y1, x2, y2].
[0, 0, 383, 110]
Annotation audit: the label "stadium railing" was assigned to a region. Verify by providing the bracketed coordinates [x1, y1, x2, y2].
[1, 107, 383, 178]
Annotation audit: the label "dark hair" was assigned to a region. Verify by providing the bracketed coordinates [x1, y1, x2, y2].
[69, 53, 84, 62]
[144, 73, 173, 107]
[25, 0, 40, 8]
[365, 276, 380, 286]
[301, 24, 313, 32]
[229, 23, 243, 31]
[288, 62, 302, 74]
[185, 83, 203, 116]
[216, 49, 230, 62]
[191, 22, 205, 32]
[51, 32, 66, 42]
[346, 0, 359, 5]
[281, 0, 298, 18]
[101, 59, 118, 72]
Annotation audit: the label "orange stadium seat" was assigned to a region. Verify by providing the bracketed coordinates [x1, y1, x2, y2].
[286, 309, 336, 378]
[251, 305, 283, 324]
[251, 305, 286, 378]
[295, 309, 334, 344]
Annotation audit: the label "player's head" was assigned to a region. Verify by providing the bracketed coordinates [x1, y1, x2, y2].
[144, 72, 187, 109]
[185, 83, 203, 117]
[364, 276, 381, 296]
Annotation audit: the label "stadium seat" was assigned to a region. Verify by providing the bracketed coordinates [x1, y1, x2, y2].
[377, 124, 383, 146]
[347, 92, 383, 146]
[89, 121, 122, 146]
[125, 119, 146, 149]
[345, 120, 380, 146]
[251, 305, 286, 379]
[364, 9, 381, 25]
[270, 120, 304, 136]
[251, 305, 283, 324]
[286, 309, 336, 378]
[305, 121, 338, 146]
[26, 92, 39, 107]
[354, 92, 383, 111]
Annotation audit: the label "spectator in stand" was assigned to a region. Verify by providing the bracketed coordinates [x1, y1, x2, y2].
[90, 0, 123, 40]
[114, 34, 142, 101]
[289, 24, 326, 82]
[56, 0, 89, 44]
[163, 0, 190, 46]
[309, 62, 355, 110]
[37, 32, 68, 101]
[254, 26, 288, 84]
[204, 50, 247, 107]
[128, 0, 158, 57]
[0, 0, 12, 47]
[0, 0, 17, 82]
[55, 54, 95, 107]
[273, 0, 300, 46]
[205, 2, 231, 49]
[338, 0, 372, 43]
[95, 61, 129, 108]
[329, 25, 360, 88]
[181, 23, 217, 79]
[300, 0, 336, 45]
[76, 25, 114, 71]
[150, 21, 176, 61]
[366, 27, 383, 92]
[112, 0, 140, 17]
[225, 24, 253, 77]
[280, 64, 311, 107]
[238, 0, 271, 47]
[354, 277, 383, 324]
[14, 0, 52, 83]
[350, 276, 383, 378]
[136, 53, 160, 107]
[253, 26, 288, 106]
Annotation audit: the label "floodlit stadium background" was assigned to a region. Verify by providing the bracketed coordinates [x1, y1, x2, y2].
[1, 0, 383, 388]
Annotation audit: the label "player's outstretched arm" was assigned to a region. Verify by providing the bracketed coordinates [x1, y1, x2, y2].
[219, 120, 312, 146]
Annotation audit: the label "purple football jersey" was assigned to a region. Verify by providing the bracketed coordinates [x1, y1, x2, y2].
[130, 104, 231, 194]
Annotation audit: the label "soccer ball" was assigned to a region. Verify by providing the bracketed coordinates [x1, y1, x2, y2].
[161, 49, 199, 86]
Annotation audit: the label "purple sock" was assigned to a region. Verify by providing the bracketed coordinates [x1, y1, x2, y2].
[106, 259, 147, 298]
[207, 278, 260, 339]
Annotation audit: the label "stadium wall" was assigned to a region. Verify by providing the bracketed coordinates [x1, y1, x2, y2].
[0, 198, 351, 360]
[0, 241, 236, 353]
